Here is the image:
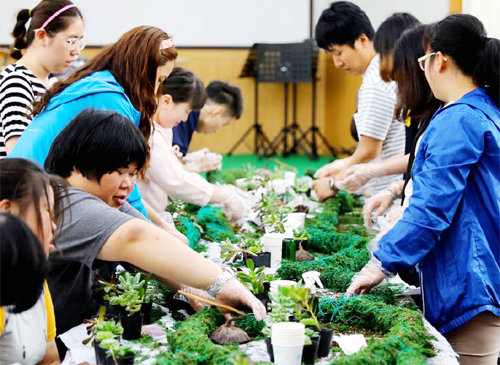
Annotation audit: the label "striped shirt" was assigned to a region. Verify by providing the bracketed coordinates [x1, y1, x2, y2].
[0, 64, 55, 158]
[354, 54, 405, 195]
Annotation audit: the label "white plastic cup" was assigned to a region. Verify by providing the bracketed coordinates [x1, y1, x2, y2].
[284, 212, 306, 230]
[262, 233, 283, 268]
[272, 322, 305, 365]
[272, 343, 304, 365]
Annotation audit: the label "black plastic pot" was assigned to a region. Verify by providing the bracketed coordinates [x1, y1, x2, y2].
[265, 337, 274, 362]
[141, 301, 153, 324]
[113, 355, 135, 365]
[94, 342, 110, 365]
[106, 304, 124, 321]
[317, 328, 334, 357]
[255, 291, 269, 308]
[302, 337, 319, 364]
[245, 252, 271, 268]
[120, 312, 144, 340]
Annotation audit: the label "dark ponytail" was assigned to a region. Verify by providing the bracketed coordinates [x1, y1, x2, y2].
[160, 67, 207, 110]
[424, 14, 499, 107]
[10, 0, 82, 60]
[474, 37, 499, 107]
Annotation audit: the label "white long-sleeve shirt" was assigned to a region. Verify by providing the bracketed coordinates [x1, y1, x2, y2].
[138, 122, 214, 212]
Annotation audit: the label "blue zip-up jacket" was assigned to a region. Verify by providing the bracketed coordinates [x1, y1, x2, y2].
[374, 88, 500, 334]
[9, 71, 148, 217]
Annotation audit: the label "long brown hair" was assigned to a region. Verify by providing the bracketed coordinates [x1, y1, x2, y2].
[393, 25, 441, 121]
[32, 26, 178, 140]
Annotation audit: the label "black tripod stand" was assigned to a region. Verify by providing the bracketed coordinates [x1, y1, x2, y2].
[227, 44, 275, 156]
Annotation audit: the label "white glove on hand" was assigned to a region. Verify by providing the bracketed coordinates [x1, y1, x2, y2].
[215, 278, 267, 321]
[183, 149, 223, 173]
[336, 162, 384, 193]
[314, 158, 350, 179]
[346, 258, 390, 295]
[211, 186, 244, 222]
[363, 181, 402, 227]
[179, 285, 214, 312]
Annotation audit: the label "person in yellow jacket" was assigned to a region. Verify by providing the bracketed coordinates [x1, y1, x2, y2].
[0, 158, 60, 364]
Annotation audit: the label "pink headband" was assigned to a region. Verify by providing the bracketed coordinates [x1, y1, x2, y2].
[39, 4, 77, 30]
[160, 38, 175, 50]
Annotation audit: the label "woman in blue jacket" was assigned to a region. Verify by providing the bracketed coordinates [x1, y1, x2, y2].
[348, 14, 500, 364]
[10, 26, 178, 218]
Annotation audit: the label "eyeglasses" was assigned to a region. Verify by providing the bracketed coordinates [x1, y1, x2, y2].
[417, 52, 448, 71]
[417, 52, 436, 71]
[52, 33, 86, 51]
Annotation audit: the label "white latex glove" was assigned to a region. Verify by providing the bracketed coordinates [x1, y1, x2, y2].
[215, 278, 267, 321]
[336, 162, 385, 193]
[183, 149, 222, 173]
[363, 182, 402, 227]
[346, 259, 389, 295]
[314, 158, 350, 179]
[211, 186, 244, 222]
[179, 285, 214, 312]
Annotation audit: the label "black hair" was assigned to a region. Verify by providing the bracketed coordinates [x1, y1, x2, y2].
[44, 108, 148, 182]
[11, 0, 83, 59]
[393, 25, 441, 121]
[424, 14, 499, 107]
[315, 1, 374, 50]
[0, 158, 52, 242]
[161, 67, 207, 110]
[374, 13, 420, 81]
[0, 212, 48, 313]
[206, 81, 243, 119]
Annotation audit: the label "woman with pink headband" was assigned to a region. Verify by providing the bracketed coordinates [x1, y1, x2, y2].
[0, 0, 84, 158]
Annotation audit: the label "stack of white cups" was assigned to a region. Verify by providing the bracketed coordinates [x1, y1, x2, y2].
[272, 322, 305, 365]
[262, 233, 284, 268]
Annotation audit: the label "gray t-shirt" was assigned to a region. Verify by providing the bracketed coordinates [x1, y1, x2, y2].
[48, 187, 145, 335]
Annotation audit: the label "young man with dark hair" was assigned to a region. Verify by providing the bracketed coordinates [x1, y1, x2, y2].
[172, 80, 243, 172]
[312, 1, 405, 200]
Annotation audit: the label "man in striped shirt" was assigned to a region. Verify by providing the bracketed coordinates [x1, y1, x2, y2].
[312, 1, 405, 199]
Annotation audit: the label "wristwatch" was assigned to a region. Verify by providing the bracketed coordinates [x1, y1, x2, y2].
[328, 177, 339, 192]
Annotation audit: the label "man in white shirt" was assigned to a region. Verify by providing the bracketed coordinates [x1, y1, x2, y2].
[312, 1, 405, 200]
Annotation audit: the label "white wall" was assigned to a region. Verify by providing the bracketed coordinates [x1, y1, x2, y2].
[462, 0, 500, 39]
[0, 0, 310, 47]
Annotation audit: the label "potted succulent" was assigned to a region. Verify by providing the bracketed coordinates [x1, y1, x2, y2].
[100, 338, 136, 365]
[93, 319, 124, 365]
[287, 284, 333, 359]
[263, 285, 317, 363]
[109, 272, 144, 340]
[95, 277, 123, 320]
[236, 259, 271, 307]
[240, 236, 270, 268]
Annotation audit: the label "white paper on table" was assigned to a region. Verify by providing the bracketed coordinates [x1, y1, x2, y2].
[59, 323, 95, 364]
[332, 334, 367, 355]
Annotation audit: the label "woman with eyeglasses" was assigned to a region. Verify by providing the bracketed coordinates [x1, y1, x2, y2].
[0, 0, 84, 158]
[348, 14, 500, 364]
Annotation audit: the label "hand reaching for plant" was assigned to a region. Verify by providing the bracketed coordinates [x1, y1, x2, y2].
[179, 286, 214, 312]
[346, 259, 389, 295]
[214, 278, 267, 321]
